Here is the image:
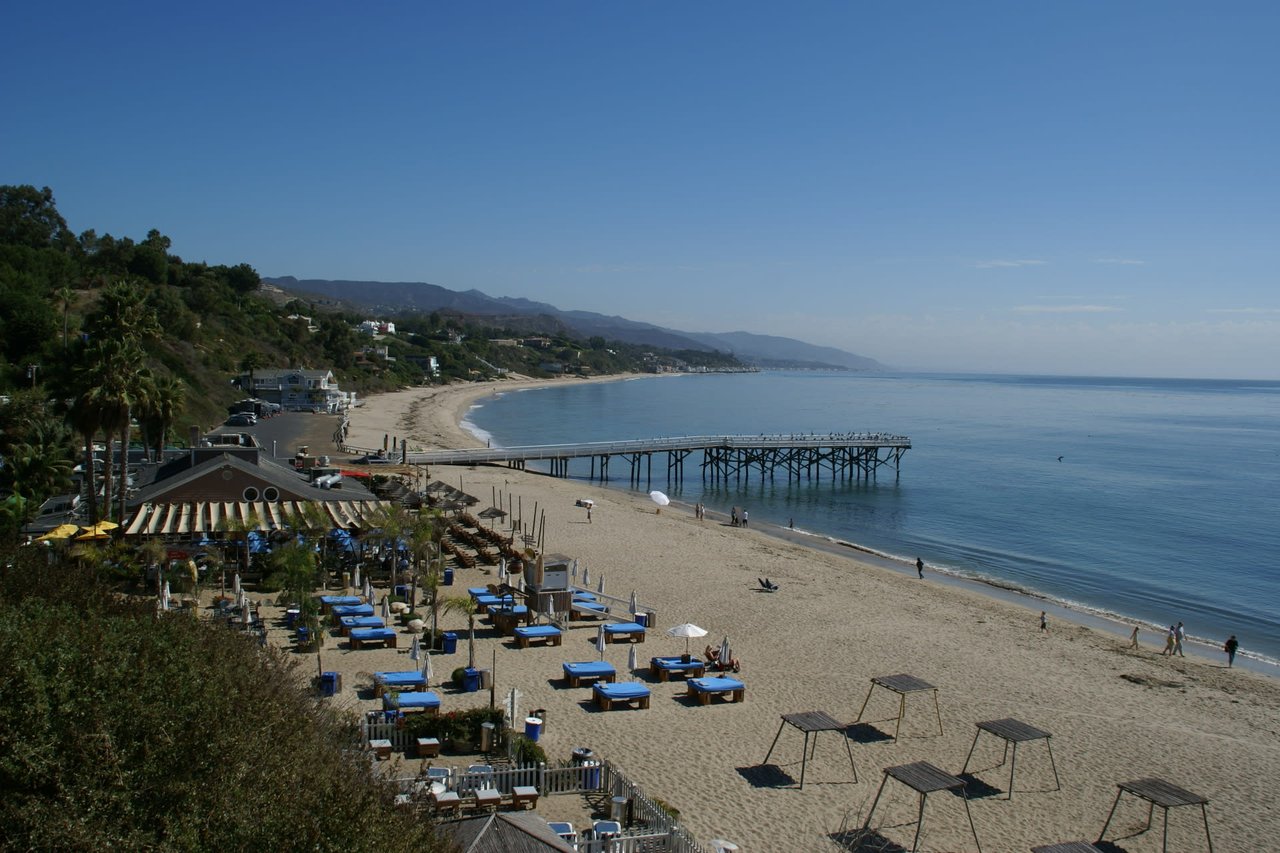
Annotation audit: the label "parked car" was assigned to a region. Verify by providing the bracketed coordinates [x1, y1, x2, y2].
[226, 413, 256, 426]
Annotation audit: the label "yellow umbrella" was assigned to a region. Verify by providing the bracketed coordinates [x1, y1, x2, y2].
[35, 524, 81, 541]
[75, 520, 120, 540]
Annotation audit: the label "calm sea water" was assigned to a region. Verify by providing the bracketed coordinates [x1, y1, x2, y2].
[462, 372, 1280, 666]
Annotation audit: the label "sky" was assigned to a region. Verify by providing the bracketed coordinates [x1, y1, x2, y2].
[4, 2, 1279, 379]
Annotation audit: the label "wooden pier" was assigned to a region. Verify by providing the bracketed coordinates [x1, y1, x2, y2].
[370, 433, 910, 488]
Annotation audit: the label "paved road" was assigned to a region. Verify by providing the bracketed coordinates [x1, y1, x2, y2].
[212, 412, 346, 463]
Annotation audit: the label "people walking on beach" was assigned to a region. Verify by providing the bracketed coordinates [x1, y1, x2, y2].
[1174, 621, 1185, 657]
[916, 557, 924, 579]
[1161, 625, 1176, 656]
[1224, 635, 1239, 667]
[586, 505, 592, 524]
[730, 507, 738, 527]
[1039, 611, 1048, 633]
[1129, 625, 1140, 648]
[741, 509, 748, 528]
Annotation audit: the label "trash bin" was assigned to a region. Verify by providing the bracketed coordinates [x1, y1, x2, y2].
[462, 667, 481, 693]
[524, 716, 543, 742]
[610, 796, 628, 822]
[442, 567, 454, 586]
[285, 608, 300, 628]
[477, 668, 492, 689]
[319, 671, 340, 696]
[442, 631, 458, 654]
[572, 747, 600, 789]
[532, 708, 547, 733]
[480, 721, 496, 752]
[297, 626, 311, 645]
[394, 584, 407, 598]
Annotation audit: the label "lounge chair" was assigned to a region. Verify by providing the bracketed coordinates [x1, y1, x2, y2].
[603, 621, 646, 644]
[373, 670, 427, 696]
[649, 655, 707, 681]
[339, 615, 385, 636]
[383, 690, 440, 714]
[593, 681, 651, 711]
[349, 627, 398, 649]
[592, 820, 622, 841]
[475, 592, 514, 613]
[331, 603, 375, 623]
[758, 577, 779, 592]
[547, 822, 577, 846]
[562, 660, 617, 687]
[687, 676, 746, 705]
[514, 624, 563, 648]
[318, 594, 363, 613]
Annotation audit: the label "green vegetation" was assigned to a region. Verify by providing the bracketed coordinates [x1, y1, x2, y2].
[0, 545, 447, 852]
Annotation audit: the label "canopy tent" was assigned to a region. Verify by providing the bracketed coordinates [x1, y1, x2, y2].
[122, 500, 392, 537]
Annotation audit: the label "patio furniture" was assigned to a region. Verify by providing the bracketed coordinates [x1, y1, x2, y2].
[490, 605, 530, 635]
[472, 788, 501, 812]
[459, 764, 495, 794]
[374, 670, 428, 697]
[547, 822, 577, 845]
[318, 594, 362, 613]
[475, 592, 514, 613]
[514, 624, 563, 648]
[415, 737, 441, 758]
[687, 676, 746, 705]
[650, 655, 707, 681]
[593, 820, 622, 841]
[762, 710, 858, 789]
[862, 761, 982, 853]
[961, 717, 1061, 799]
[350, 627, 397, 649]
[510, 785, 539, 810]
[369, 738, 393, 760]
[562, 660, 617, 687]
[331, 603, 375, 623]
[383, 690, 440, 714]
[430, 789, 461, 816]
[339, 615, 385, 636]
[571, 600, 610, 620]
[1097, 777, 1214, 852]
[593, 681, 651, 710]
[855, 673, 944, 742]
[603, 621, 646, 643]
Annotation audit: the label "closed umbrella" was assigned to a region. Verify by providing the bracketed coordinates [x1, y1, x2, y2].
[595, 625, 606, 660]
[629, 590, 638, 616]
[666, 623, 708, 656]
[233, 573, 241, 595]
[597, 574, 605, 594]
[627, 644, 638, 679]
[498, 559, 507, 585]
[409, 635, 421, 663]
[719, 636, 731, 671]
[352, 565, 361, 590]
[571, 560, 578, 582]
[422, 651, 433, 685]
[381, 595, 391, 622]
[582, 566, 590, 588]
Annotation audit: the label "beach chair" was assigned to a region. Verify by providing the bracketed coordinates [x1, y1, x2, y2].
[687, 676, 746, 705]
[350, 626, 398, 649]
[603, 621, 646, 644]
[758, 577, 779, 592]
[514, 624, 563, 648]
[373, 670, 427, 697]
[384, 690, 441, 714]
[592, 820, 622, 842]
[563, 660, 617, 687]
[650, 655, 707, 681]
[547, 822, 578, 847]
[593, 681, 651, 711]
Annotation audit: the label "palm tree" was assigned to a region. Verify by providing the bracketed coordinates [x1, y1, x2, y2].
[219, 509, 261, 578]
[238, 351, 264, 395]
[138, 374, 185, 462]
[66, 383, 105, 525]
[57, 284, 74, 350]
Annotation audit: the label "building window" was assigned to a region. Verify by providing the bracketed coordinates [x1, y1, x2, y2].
[263, 487, 279, 502]
[242, 487, 260, 502]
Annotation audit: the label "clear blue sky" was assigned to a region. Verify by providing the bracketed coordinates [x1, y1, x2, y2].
[5, 2, 1278, 378]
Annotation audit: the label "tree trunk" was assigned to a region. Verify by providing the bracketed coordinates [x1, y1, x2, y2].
[82, 433, 99, 526]
[118, 407, 131, 525]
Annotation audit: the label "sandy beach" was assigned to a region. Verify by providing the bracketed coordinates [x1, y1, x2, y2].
[293, 376, 1280, 851]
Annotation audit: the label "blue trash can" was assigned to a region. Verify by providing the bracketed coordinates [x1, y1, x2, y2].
[285, 608, 300, 628]
[297, 626, 310, 645]
[573, 748, 601, 789]
[394, 584, 407, 598]
[443, 567, 454, 586]
[442, 631, 458, 654]
[462, 667, 481, 693]
[319, 671, 340, 696]
[524, 716, 543, 742]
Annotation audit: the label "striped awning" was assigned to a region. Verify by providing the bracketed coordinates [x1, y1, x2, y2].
[124, 500, 391, 536]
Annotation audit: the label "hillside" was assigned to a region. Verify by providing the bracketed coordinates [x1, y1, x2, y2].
[268, 276, 888, 370]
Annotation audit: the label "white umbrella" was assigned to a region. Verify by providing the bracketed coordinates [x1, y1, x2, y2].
[571, 559, 578, 581]
[381, 595, 391, 622]
[422, 650, 433, 684]
[409, 635, 421, 662]
[627, 644, 638, 679]
[233, 573, 241, 595]
[595, 625, 606, 660]
[364, 578, 373, 603]
[597, 574, 605, 594]
[498, 559, 508, 585]
[629, 590, 638, 615]
[352, 565, 361, 590]
[719, 636, 731, 671]
[649, 490, 670, 507]
[666, 623, 708, 656]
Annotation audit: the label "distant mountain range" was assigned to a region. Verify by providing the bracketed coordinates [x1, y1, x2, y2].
[265, 276, 888, 371]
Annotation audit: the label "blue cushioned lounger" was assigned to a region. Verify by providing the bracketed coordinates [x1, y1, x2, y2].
[319, 594, 362, 608]
[593, 682, 651, 710]
[374, 671, 427, 692]
[650, 656, 707, 681]
[383, 690, 440, 712]
[562, 661, 617, 687]
[350, 627, 397, 649]
[687, 676, 746, 704]
[514, 625, 562, 648]
[603, 622, 646, 643]
[332, 603, 375, 618]
[339, 616, 385, 634]
[467, 587, 489, 597]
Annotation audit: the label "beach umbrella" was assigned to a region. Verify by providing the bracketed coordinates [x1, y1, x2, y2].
[627, 644, 638, 679]
[352, 565, 361, 590]
[649, 490, 670, 512]
[582, 566, 590, 588]
[422, 651, 433, 684]
[719, 636, 731, 671]
[571, 560, 578, 582]
[629, 590, 638, 616]
[233, 573, 241, 596]
[381, 595, 391, 622]
[409, 635, 420, 662]
[595, 625, 606, 660]
[666, 623, 708, 656]
[35, 523, 79, 541]
[597, 574, 605, 594]
[497, 559, 508, 585]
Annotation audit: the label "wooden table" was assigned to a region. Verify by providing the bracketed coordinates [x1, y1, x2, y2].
[761, 710, 857, 790]
[961, 717, 1061, 799]
[1097, 777, 1213, 852]
[862, 761, 982, 853]
[855, 673, 943, 742]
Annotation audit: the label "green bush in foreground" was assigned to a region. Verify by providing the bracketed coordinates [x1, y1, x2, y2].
[0, 548, 447, 852]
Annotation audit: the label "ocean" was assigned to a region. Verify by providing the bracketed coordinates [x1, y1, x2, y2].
[461, 371, 1280, 668]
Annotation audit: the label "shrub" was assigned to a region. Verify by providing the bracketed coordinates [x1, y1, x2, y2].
[512, 735, 546, 765]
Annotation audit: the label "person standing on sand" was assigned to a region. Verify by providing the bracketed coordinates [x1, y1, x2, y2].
[1039, 611, 1048, 633]
[1174, 621, 1185, 657]
[1161, 625, 1176, 656]
[1129, 625, 1140, 648]
[916, 558, 924, 579]
[586, 505, 592, 524]
[741, 509, 748, 528]
[1224, 635, 1239, 667]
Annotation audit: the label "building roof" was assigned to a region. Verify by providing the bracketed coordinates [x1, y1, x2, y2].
[131, 449, 376, 507]
[437, 812, 576, 853]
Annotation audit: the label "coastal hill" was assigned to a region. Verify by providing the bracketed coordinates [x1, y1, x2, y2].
[266, 276, 887, 371]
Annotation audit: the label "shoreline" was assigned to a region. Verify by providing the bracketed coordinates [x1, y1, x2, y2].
[335, 376, 1280, 850]
[431, 375, 1277, 678]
